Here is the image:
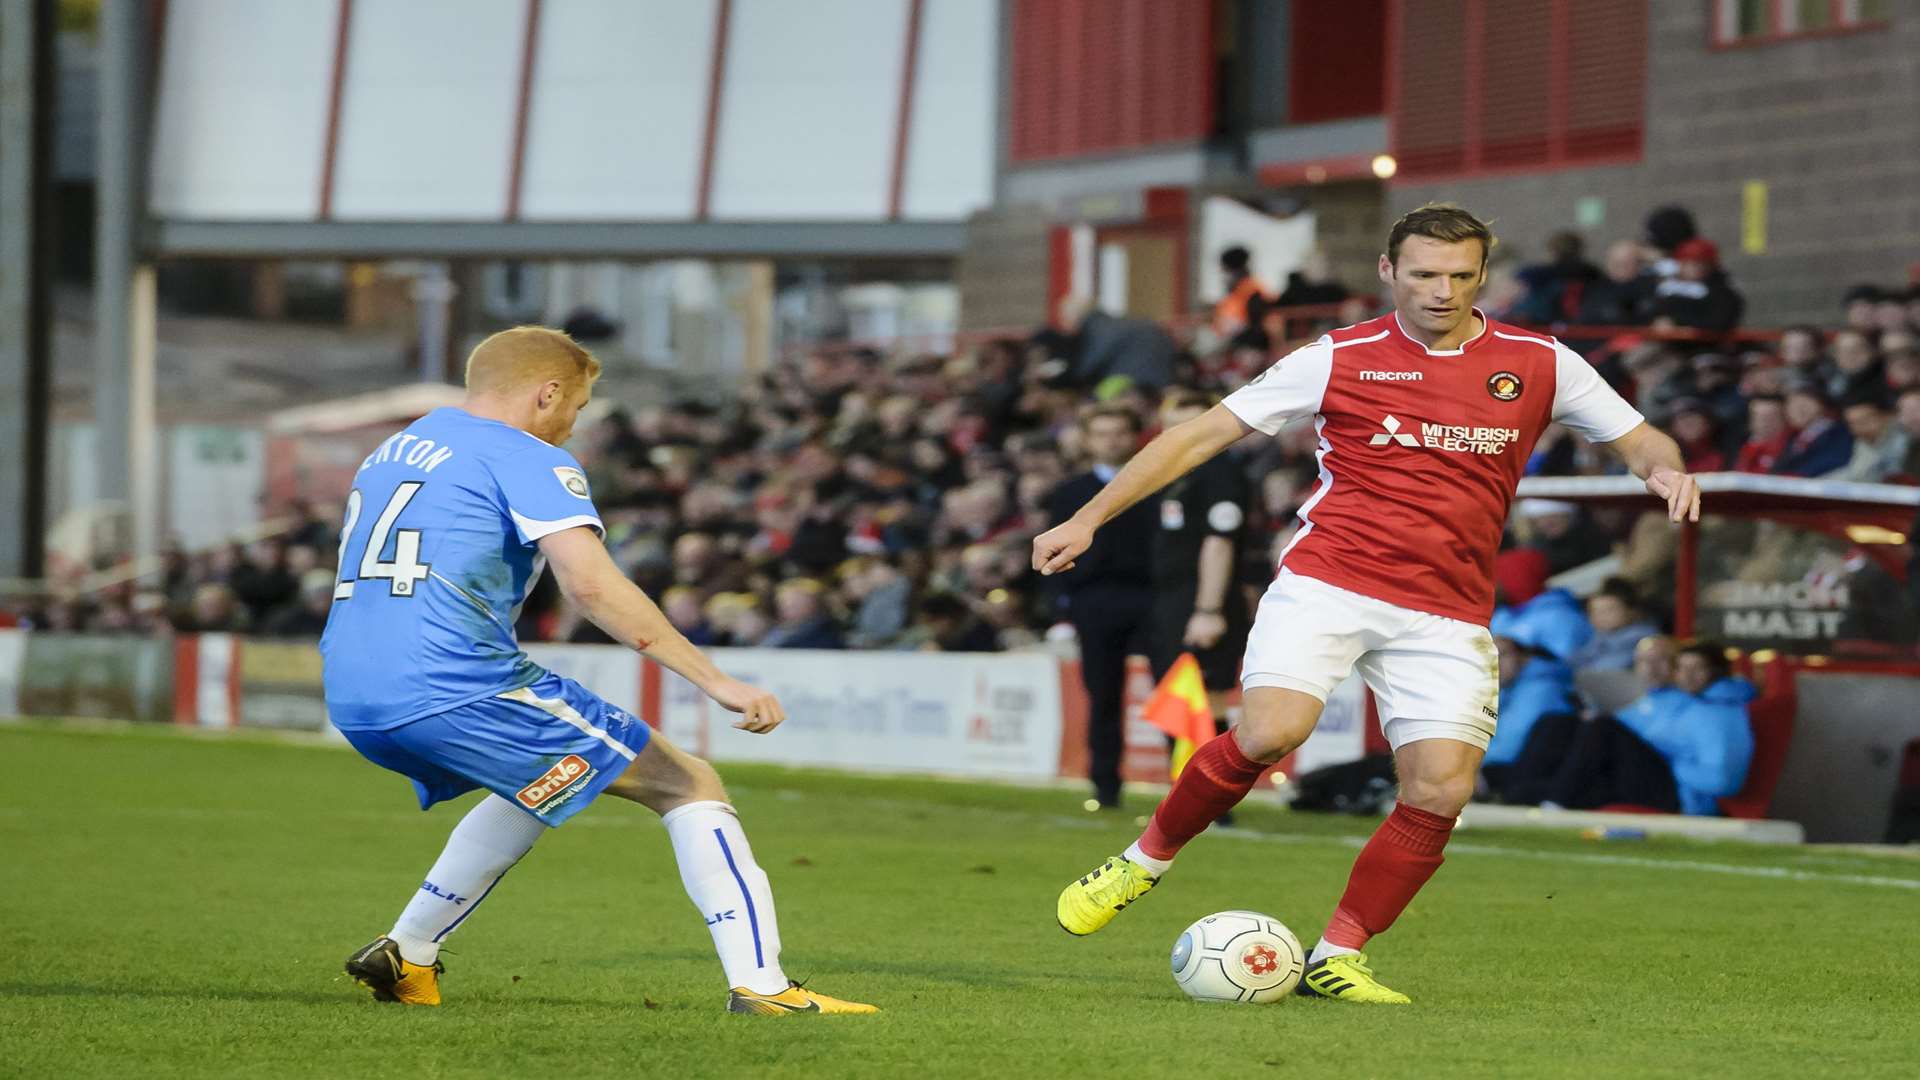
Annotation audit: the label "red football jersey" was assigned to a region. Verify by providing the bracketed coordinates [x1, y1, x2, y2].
[1222, 310, 1643, 625]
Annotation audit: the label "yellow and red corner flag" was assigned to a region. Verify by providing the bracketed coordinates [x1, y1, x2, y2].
[1142, 653, 1215, 779]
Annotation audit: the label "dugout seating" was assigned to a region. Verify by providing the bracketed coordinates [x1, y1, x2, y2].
[1597, 659, 1797, 821]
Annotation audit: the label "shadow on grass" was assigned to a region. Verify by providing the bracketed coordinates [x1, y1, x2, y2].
[0, 980, 635, 1011]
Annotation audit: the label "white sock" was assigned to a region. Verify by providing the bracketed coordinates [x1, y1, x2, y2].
[1123, 841, 1173, 877]
[663, 800, 789, 995]
[1309, 939, 1361, 965]
[389, 795, 544, 966]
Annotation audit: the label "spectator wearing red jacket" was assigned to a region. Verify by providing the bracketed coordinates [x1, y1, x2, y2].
[1735, 394, 1788, 473]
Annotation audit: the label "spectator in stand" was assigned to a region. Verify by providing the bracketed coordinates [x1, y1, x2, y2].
[1056, 296, 1177, 393]
[1688, 353, 1748, 440]
[1772, 385, 1855, 477]
[1481, 626, 1580, 794]
[1514, 498, 1612, 575]
[1274, 248, 1350, 308]
[1514, 231, 1602, 325]
[1213, 246, 1272, 349]
[1640, 205, 1698, 287]
[908, 591, 998, 653]
[759, 578, 843, 649]
[1490, 575, 1593, 669]
[1574, 240, 1653, 327]
[181, 582, 247, 633]
[1666, 398, 1727, 473]
[1777, 325, 1826, 374]
[661, 586, 718, 647]
[1883, 340, 1919, 393]
[1738, 351, 1789, 400]
[230, 539, 298, 622]
[1735, 394, 1789, 473]
[1567, 577, 1659, 673]
[260, 570, 335, 637]
[1837, 390, 1910, 483]
[1824, 329, 1883, 402]
[1896, 386, 1920, 478]
[1497, 638, 1753, 816]
[842, 556, 912, 649]
[1843, 284, 1883, 334]
[1649, 238, 1744, 333]
[1621, 343, 1693, 427]
[1616, 642, 1755, 815]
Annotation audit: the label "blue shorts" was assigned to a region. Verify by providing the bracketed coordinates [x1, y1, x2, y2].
[341, 672, 652, 827]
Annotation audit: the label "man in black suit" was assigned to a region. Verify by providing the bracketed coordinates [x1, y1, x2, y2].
[1045, 406, 1158, 809]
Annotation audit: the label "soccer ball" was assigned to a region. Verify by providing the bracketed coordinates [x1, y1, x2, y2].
[1170, 910, 1305, 1003]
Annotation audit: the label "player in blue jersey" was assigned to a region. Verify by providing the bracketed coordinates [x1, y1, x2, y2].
[323, 327, 875, 1015]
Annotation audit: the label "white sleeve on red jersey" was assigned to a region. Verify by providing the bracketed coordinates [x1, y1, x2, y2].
[1550, 342, 1644, 443]
[1221, 338, 1334, 435]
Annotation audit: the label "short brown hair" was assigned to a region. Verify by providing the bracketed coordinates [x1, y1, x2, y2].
[1386, 204, 1495, 267]
[465, 326, 601, 395]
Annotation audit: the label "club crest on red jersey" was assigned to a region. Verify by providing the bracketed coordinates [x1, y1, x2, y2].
[1487, 371, 1523, 401]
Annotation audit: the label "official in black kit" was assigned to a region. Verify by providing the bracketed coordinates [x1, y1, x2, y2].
[1146, 390, 1252, 722]
[1043, 405, 1158, 810]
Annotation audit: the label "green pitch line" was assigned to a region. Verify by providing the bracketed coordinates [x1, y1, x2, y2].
[2, 723, 1917, 1080]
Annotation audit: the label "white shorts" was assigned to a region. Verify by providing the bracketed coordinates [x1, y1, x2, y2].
[1240, 570, 1499, 753]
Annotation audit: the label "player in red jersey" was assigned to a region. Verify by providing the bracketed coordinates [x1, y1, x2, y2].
[1042, 205, 1699, 1003]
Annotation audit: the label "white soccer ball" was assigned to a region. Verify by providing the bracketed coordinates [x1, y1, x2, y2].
[1170, 910, 1305, 1003]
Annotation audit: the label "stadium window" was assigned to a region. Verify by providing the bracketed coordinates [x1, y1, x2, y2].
[1711, 0, 1890, 46]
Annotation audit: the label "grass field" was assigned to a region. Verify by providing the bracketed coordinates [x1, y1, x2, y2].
[4, 722, 1919, 1080]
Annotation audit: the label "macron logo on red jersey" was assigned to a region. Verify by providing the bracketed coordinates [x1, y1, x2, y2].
[1359, 370, 1423, 381]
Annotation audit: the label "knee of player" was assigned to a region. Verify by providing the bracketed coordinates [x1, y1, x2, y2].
[1232, 712, 1314, 763]
[1397, 773, 1473, 817]
[682, 756, 729, 804]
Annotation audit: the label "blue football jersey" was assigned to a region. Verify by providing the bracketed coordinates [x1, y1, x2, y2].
[320, 407, 604, 731]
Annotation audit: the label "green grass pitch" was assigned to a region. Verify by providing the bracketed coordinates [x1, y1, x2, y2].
[4, 722, 1918, 1079]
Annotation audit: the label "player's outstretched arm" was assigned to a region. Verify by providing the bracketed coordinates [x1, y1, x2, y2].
[539, 527, 786, 733]
[1033, 405, 1253, 575]
[1604, 421, 1701, 523]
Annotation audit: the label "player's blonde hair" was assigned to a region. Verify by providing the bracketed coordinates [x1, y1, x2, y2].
[1386, 204, 1496, 268]
[464, 326, 601, 396]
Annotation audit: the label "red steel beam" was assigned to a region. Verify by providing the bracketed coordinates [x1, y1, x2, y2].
[504, 0, 544, 220]
[316, 0, 355, 220]
[886, 0, 925, 219]
[694, 0, 734, 220]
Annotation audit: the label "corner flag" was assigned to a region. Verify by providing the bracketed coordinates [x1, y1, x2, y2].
[1142, 653, 1215, 779]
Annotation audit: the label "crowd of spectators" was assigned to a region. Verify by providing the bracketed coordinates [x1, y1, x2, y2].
[7, 209, 1919, 676]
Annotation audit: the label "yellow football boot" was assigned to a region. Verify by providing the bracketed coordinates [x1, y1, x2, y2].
[1296, 952, 1411, 1004]
[345, 936, 444, 1006]
[1056, 855, 1159, 936]
[727, 981, 879, 1016]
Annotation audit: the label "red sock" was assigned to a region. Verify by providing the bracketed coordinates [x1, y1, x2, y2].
[1136, 735, 1267, 861]
[1321, 802, 1456, 951]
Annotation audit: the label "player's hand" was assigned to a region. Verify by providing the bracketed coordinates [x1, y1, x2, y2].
[1183, 611, 1227, 649]
[708, 676, 785, 734]
[1033, 519, 1094, 575]
[1645, 467, 1701, 523]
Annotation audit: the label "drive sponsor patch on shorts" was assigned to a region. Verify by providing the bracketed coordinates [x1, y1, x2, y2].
[516, 754, 596, 811]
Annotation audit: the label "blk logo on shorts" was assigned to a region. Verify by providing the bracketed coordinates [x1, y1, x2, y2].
[516, 754, 592, 809]
[706, 910, 738, 925]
